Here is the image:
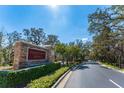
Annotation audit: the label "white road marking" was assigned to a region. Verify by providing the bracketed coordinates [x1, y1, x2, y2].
[109, 79, 122, 88]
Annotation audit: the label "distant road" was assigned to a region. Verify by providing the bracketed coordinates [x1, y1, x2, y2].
[64, 61, 124, 88]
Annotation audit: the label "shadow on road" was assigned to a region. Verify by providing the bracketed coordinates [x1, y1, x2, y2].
[70, 62, 100, 71]
[71, 65, 89, 71]
[83, 62, 99, 65]
[77, 65, 89, 70]
[100, 66, 109, 69]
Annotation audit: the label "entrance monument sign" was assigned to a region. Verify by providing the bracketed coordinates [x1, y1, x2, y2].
[13, 41, 54, 70]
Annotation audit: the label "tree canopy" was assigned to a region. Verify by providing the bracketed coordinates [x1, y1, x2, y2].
[88, 5, 124, 68]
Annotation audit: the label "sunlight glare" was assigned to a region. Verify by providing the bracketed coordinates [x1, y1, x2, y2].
[49, 4, 58, 9]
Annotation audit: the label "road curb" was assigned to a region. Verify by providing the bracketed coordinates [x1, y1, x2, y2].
[51, 65, 78, 88]
[51, 69, 71, 88]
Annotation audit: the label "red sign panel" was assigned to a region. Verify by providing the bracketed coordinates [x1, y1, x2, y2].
[28, 48, 46, 60]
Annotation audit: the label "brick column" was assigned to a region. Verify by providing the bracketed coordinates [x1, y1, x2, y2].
[13, 42, 22, 69]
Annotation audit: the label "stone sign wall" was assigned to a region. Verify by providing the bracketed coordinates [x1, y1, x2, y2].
[13, 41, 54, 70]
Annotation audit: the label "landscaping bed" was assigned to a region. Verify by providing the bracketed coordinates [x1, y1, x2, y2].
[0, 63, 61, 88]
[27, 66, 69, 88]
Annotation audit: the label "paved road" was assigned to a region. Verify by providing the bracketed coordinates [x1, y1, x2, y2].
[64, 61, 124, 88]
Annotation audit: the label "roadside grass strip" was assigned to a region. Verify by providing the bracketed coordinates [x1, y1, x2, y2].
[100, 62, 124, 73]
[27, 67, 69, 88]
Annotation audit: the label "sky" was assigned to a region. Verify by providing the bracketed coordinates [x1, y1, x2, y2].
[0, 5, 108, 43]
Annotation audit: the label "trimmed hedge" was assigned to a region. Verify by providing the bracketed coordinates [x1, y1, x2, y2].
[0, 63, 61, 88]
[27, 67, 69, 88]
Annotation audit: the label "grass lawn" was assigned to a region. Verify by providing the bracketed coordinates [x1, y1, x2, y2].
[100, 62, 124, 72]
[27, 66, 69, 88]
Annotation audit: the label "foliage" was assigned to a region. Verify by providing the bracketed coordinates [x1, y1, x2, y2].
[1, 48, 12, 65]
[0, 31, 4, 64]
[0, 31, 22, 65]
[7, 31, 22, 48]
[23, 28, 46, 45]
[27, 66, 69, 88]
[55, 43, 66, 61]
[44, 34, 60, 46]
[64, 45, 81, 63]
[88, 6, 124, 68]
[55, 40, 91, 64]
[0, 63, 61, 88]
[0, 31, 3, 48]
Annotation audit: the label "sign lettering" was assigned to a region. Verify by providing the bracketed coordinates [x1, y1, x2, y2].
[28, 48, 46, 60]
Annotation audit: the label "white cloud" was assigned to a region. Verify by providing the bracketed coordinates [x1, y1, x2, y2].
[82, 38, 88, 43]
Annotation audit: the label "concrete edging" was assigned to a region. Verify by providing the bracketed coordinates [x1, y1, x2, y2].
[52, 65, 79, 88]
[51, 69, 71, 88]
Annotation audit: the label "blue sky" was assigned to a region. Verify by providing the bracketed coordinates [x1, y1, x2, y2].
[0, 5, 108, 43]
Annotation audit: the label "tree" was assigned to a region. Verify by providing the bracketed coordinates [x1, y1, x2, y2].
[54, 39, 92, 65]
[88, 6, 124, 68]
[44, 34, 60, 46]
[0, 31, 3, 65]
[88, 7, 117, 63]
[3, 31, 21, 65]
[23, 28, 46, 45]
[54, 43, 66, 62]
[7, 31, 22, 48]
[0, 32, 3, 48]
[75, 39, 83, 48]
[69, 45, 80, 62]
[81, 41, 92, 60]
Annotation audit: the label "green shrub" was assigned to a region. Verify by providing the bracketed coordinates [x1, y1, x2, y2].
[0, 63, 61, 88]
[27, 67, 69, 88]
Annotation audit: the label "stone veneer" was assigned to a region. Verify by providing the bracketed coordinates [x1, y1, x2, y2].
[13, 41, 54, 70]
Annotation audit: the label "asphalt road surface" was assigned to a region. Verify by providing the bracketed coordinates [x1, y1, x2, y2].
[64, 61, 124, 88]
